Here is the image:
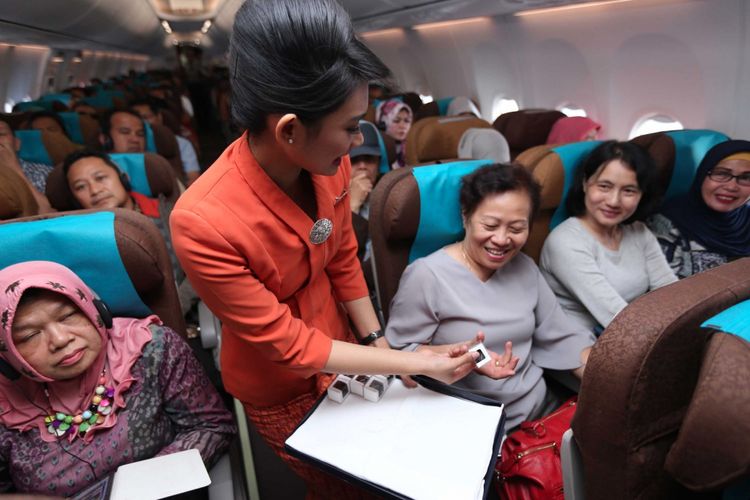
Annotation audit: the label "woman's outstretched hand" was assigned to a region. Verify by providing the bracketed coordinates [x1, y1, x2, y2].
[476, 340, 519, 380]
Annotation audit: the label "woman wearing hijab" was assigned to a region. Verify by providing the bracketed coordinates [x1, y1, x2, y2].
[446, 96, 481, 118]
[376, 98, 412, 169]
[457, 128, 511, 163]
[649, 140, 750, 278]
[169, 1, 480, 496]
[0, 261, 234, 496]
[546, 116, 601, 145]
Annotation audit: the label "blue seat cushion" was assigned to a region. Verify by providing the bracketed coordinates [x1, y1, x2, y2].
[108, 153, 153, 197]
[549, 141, 604, 230]
[409, 159, 494, 263]
[15, 130, 53, 166]
[702, 299, 750, 343]
[0, 211, 151, 317]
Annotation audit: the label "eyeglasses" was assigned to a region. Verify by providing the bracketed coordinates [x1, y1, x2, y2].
[706, 169, 750, 187]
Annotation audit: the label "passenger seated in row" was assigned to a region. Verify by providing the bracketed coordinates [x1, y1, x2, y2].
[27, 110, 71, 141]
[0, 119, 54, 213]
[649, 140, 750, 278]
[546, 116, 601, 145]
[540, 141, 677, 333]
[61, 150, 194, 312]
[131, 99, 201, 186]
[349, 121, 381, 222]
[376, 98, 412, 169]
[446, 96, 481, 118]
[386, 164, 594, 430]
[0, 261, 234, 497]
[458, 128, 510, 163]
[72, 102, 99, 121]
[99, 109, 145, 154]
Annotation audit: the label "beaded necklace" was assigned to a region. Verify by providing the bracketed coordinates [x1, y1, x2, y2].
[43, 369, 115, 438]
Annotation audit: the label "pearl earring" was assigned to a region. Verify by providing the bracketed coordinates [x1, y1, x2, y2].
[288, 138, 294, 144]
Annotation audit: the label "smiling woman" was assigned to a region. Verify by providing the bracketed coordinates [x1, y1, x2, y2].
[648, 139, 750, 278]
[385, 163, 594, 430]
[540, 141, 677, 333]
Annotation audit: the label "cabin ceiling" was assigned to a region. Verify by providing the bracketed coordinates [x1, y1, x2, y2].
[0, 0, 594, 60]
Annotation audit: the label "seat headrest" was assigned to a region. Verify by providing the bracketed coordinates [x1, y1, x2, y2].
[16, 129, 82, 166]
[664, 331, 750, 491]
[493, 109, 566, 154]
[0, 209, 185, 333]
[58, 111, 86, 145]
[405, 115, 492, 165]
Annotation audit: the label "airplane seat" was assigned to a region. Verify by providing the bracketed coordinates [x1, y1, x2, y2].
[15, 129, 82, 166]
[630, 129, 729, 205]
[571, 256, 750, 499]
[413, 101, 439, 122]
[368, 159, 493, 320]
[0, 208, 186, 335]
[147, 122, 186, 183]
[0, 166, 39, 220]
[493, 109, 566, 159]
[58, 111, 101, 150]
[159, 108, 182, 135]
[513, 141, 603, 263]
[45, 152, 180, 210]
[0, 209, 249, 499]
[404, 115, 492, 165]
[0, 111, 31, 130]
[364, 103, 377, 124]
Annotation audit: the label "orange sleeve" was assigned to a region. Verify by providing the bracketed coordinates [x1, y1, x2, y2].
[170, 208, 333, 377]
[326, 196, 370, 303]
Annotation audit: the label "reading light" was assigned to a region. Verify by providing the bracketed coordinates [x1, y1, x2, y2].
[412, 17, 489, 31]
[515, 0, 632, 17]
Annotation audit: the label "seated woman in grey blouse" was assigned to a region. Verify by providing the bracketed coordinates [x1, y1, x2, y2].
[540, 141, 677, 334]
[386, 164, 594, 430]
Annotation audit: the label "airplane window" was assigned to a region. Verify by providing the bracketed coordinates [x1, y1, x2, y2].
[558, 103, 588, 117]
[420, 94, 434, 104]
[629, 113, 684, 139]
[491, 97, 519, 121]
[4, 101, 14, 113]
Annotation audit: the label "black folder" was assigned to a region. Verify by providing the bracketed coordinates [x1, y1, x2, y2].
[285, 375, 505, 500]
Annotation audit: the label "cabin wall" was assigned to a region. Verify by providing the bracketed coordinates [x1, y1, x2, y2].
[0, 44, 50, 112]
[362, 0, 750, 140]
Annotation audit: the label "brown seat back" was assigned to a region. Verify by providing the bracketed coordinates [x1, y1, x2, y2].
[573, 258, 750, 498]
[0, 208, 186, 335]
[492, 109, 565, 159]
[150, 123, 184, 182]
[0, 166, 39, 220]
[405, 115, 492, 165]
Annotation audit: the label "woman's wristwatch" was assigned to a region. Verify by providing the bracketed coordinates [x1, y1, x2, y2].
[359, 329, 384, 346]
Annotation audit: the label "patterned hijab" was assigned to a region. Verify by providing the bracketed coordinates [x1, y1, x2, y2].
[661, 140, 750, 257]
[0, 261, 157, 442]
[376, 99, 412, 168]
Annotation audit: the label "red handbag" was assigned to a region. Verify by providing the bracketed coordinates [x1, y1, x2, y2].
[495, 397, 577, 500]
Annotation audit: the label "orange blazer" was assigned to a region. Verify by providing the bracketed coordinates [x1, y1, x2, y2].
[170, 133, 368, 407]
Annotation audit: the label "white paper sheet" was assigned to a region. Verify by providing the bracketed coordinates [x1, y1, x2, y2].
[286, 379, 503, 500]
[109, 448, 210, 500]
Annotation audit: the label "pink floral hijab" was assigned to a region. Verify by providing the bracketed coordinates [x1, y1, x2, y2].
[0, 261, 157, 442]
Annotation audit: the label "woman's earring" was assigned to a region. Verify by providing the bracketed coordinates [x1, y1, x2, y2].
[288, 138, 294, 144]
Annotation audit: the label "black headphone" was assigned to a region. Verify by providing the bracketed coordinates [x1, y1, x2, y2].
[101, 132, 114, 152]
[0, 297, 113, 381]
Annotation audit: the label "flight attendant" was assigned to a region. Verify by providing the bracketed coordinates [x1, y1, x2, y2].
[169, 0, 480, 496]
